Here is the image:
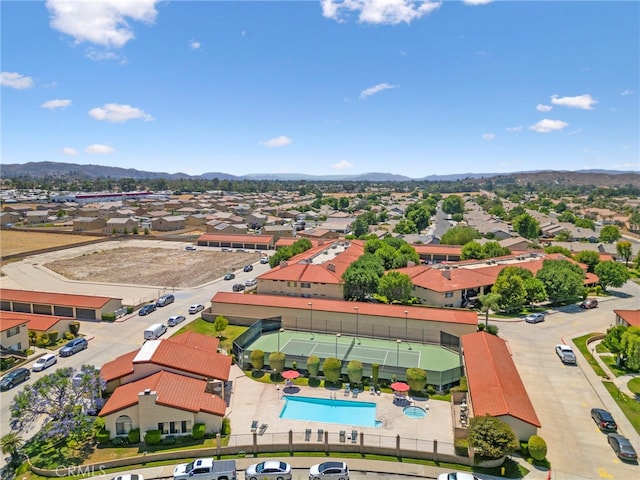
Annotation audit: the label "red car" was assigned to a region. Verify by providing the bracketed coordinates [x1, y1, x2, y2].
[579, 299, 598, 309]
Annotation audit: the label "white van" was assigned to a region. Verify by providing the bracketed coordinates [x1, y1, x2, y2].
[32, 353, 57, 372]
[144, 323, 167, 341]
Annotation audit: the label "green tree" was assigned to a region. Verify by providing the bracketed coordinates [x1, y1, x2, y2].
[407, 207, 431, 232]
[491, 271, 526, 313]
[600, 225, 621, 243]
[268, 351, 286, 374]
[377, 271, 413, 304]
[512, 213, 540, 239]
[351, 216, 369, 238]
[346, 360, 364, 385]
[1, 432, 23, 467]
[442, 195, 465, 215]
[545, 245, 573, 257]
[306, 355, 320, 379]
[573, 250, 601, 273]
[213, 315, 229, 338]
[441, 226, 481, 245]
[342, 254, 384, 301]
[405, 367, 427, 393]
[621, 327, 640, 371]
[616, 240, 633, 266]
[322, 358, 342, 383]
[250, 350, 265, 371]
[603, 325, 627, 364]
[479, 292, 502, 328]
[523, 277, 547, 305]
[575, 218, 596, 230]
[461, 241, 485, 260]
[629, 209, 640, 232]
[536, 259, 585, 304]
[528, 435, 548, 461]
[594, 261, 630, 291]
[393, 218, 417, 234]
[467, 415, 519, 461]
[482, 241, 511, 258]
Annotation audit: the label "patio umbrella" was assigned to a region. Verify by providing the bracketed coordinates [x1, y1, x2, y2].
[281, 370, 300, 379]
[390, 381, 410, 392]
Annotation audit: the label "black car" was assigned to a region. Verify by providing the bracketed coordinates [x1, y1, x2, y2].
[224, 273, 235, 281]
[232, 283, 245, 292]
[607, 433, 638, 461]
[138, 303, 157, 316]
[591, 408, 617, 431]
[243, 264, 254, 272]
[0, 367, 31, 390]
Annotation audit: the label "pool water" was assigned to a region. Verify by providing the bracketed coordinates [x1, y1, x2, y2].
[403, 406, 427, 418]
[280, 395, 380, 427]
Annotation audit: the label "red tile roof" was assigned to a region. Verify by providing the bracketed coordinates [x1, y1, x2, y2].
[167, 331, 220, 351]
[211, 291, 478, 325]
[413, 244, 463, 255]
[0, 288, 119, 308]
[275, 238, 322, 248]
[615, 309, 640, 327]
[461, 332, 541, 427]
[402, 266, 495, 292]
[0, 317, 27, 332]
[100, 350, 139, 382]
[99, 370, 227, 417]
[197, 233, 274, 244]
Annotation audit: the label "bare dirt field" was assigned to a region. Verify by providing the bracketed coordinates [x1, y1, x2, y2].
[1, 230, 104, 256]
[44, 247, 262, 288]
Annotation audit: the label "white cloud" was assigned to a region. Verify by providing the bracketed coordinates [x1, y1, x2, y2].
[551, 94, 597, 110]
[464, 0, 493, 5]
[190, 40, 201, 50]
[321, 0, 441, 25]
[86, 48, 120, 62]
[621, 89, 634, 96]
[536, 104, 552, 112]
[331, 160, 353, 170]
[89, 103, 153, 122]
[61, 147, 78, 156]
[85, 144, 114, 154]
[41, 99, 72, 109]
[529, 119, 568, 133]
[261, 136, 292, 148]
[359, 82, 396, 99]
[506, 126, 523, 132]
[482, 133, 495, 140]
[45, 0, 158, 48]
[1, 72, 34, 89]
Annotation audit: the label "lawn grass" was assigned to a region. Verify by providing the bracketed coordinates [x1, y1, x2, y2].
[628, 377, 640, 396]
[573, 333, 608, 378]
[601, 355, 630, 378]
[602, 381, 640, 435]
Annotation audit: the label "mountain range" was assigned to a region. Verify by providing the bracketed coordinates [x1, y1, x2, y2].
[1, 161, 639, 186]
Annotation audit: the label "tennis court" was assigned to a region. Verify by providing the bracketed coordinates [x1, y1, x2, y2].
[244, 329, 462, 387]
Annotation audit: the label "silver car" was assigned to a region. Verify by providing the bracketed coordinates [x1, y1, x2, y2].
[167, 315, 186, 327]
[245, 461, 292, 480]
[309, 461, 349, 480]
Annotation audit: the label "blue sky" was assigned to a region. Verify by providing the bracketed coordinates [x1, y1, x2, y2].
[2, 0, 638, 178]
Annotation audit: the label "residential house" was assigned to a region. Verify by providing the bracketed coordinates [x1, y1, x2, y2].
[73, 216, 107, 232]
[614, 309, 640, 328]
[152, 215, 186, 231]
[0, 211, 20, 226]
[105, 217, 138, 234]
[24, 209, 50, 225]
[0, 314, 29, 356]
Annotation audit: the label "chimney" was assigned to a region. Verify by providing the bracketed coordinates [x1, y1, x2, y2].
[442, 269, 451, 280]
[327, 263, 336, 272]
[280, 261, 288, 268]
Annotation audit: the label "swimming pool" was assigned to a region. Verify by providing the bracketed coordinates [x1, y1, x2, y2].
[280, 395, 380, 428]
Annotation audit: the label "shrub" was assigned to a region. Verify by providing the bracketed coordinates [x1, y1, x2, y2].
[127, 428, 140, 444]
[372, 363, 379, 385]
[48, 330, 59, 343]
[527, 435, 547, 461]
[268, 351, 286, 373]
[144, 429, 162, 445]
[221, 417, 231, 436]
[291, 361, 297, 370]
[102, 312, 116, 322]
[36, 333, 50, 347]
[347, 360, 364, 385]
[69, 321, 80, 336]
[322, 357, 342, 383]
[96, 430, 110, 445]
[306, 355, 320, 378]
[28, 331, 37, 345]
[192, 423, 206, 440]
[161, 435, 177, 445]
[468, 415, 519, 461]
[406, 367, 427, 393]
[64, 332, 74, 340]
[250, 350, 265, 370]
[454, 437, 469, 457]
[111, 436, 128, 446]
[520, 441, 529, 457]
[486, 324, 499, 336]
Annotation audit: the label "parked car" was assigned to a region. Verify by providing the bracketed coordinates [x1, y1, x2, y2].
[591, 408, 617, 431]
[245, 278, 257, 287]
[524, 312, 545, 324]
[245, 461, 292, 480]
[243, 264, 253, 272]
[32, 353, 57, 372]
[156, 293, 175, 307]
[232, 283, 245, 292]
[138, 303, 157, 316]
[607, 433, 638, 461]
[579, 299, 598, 309]
[223, 273, 235, 281]
[0, 367, 31, 390]
[167, 315, 186, 327]
[437, 473, 480, 480]
[189, 304, 205, 314]
[555, 344, 577, 364]
[309, 461, 349, 480]
[173, 458, 236, 480]
[185, 245, 196, 251]
[260, 256, 269, 264]
[60, 337, 88, 357]
[111, 475, 144, 480]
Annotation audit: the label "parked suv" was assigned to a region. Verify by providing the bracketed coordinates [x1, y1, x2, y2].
[579, 299, 598, 309]
[156, 294, 175, 307]
[0, 367, 30, 390]
[60, 337, 88, 357]
[173, 458, 236, 480]
[591, 408, 617, 431]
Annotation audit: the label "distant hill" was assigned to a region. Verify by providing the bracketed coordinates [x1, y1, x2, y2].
[1, 161, 638, 187]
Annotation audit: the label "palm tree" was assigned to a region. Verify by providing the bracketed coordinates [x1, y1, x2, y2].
[479, 292, 502, 329]
[1, 432, 24, 466]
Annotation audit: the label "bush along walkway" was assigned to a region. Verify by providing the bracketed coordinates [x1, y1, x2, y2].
[588, 339, 640, 399]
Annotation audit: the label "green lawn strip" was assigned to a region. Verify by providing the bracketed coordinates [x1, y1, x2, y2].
[601, 356, 629, 378]
[573, 333, 608, 378]
[628, 377, 640, 396]
[595, 343, 609, 354]
[602, 381, 640, 435]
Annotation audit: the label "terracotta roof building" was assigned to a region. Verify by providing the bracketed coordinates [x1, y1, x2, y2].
[614, 309, 640, 328]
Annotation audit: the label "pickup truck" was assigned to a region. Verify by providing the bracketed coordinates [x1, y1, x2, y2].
[173, 458, 236, 480]
[555, 344, 577, 365]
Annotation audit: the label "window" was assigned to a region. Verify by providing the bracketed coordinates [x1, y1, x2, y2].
[7, 326, 20, 337]
[287, 281, 297, 287]
[158, 422, 168, 434]
[116, 415, 132, 435]
[301, 282, 311, 288]
[445, 292, 454, 298]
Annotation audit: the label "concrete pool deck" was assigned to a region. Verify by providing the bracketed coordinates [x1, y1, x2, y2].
[226, 365, 456, 454]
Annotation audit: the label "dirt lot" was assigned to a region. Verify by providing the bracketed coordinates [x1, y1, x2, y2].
[0, 230, 104, 257]
[44, 246, 262, 288]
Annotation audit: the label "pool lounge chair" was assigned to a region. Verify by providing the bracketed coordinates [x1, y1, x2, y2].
[339, 430, 346, 443]
[305, 428, 312, 441]
[250, 420, 258, 432]
[351, 430, 358, 443]
[317, 429, 324, 441]
[344, 383, 350, 396]
[352, 388, 359, 398]
[258, 423, 268, 435]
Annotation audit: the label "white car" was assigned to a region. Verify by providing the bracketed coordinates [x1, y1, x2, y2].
[524, 312, 545, 324]
[32, 353, 57, 372]
[309, 461, 349, 480]
[188, 304, 205, 314]
[111, 475, 143, 480]
[555, 344, 577, 364]
[245, 278, 257, 287]
[245, 460, 292, 480]
[437, 473, 480, 480]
